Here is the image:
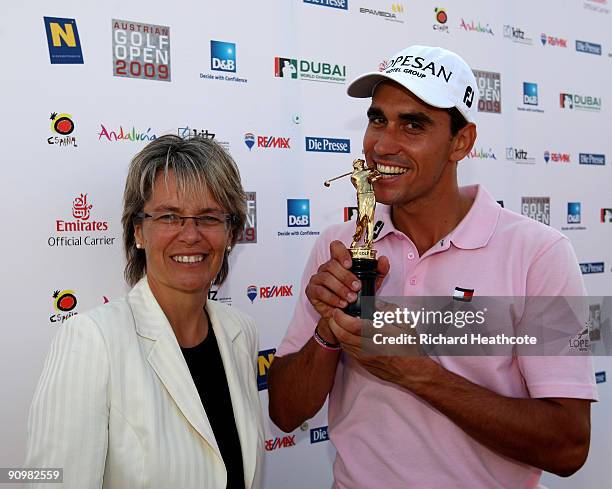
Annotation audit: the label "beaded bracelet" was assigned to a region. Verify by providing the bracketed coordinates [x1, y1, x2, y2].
[314, 326, 341, 351]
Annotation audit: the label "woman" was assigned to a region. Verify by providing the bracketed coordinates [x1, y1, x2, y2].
[25, 135, 264, 489]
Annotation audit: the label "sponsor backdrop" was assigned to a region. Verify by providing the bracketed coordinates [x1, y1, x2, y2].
[1, 0, 611, 487]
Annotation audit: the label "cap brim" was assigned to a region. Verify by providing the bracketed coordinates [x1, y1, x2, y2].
[347, 71, 456, 110]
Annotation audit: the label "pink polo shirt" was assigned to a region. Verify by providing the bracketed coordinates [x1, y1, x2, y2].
[276, 185, 598, 489]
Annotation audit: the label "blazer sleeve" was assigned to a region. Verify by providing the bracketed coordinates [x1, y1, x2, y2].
[24, 314, 110, 489]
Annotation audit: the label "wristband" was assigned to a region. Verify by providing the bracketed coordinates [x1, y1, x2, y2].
[314, 326, 341, 351]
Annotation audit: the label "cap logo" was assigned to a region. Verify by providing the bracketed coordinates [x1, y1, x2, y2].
[386, 55, 453, 83]
[463, 86, 474, 107]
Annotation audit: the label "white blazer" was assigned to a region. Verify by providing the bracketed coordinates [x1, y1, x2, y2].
[25, 277, 264, 489]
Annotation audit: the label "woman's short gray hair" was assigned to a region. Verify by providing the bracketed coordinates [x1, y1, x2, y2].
[122, 134, 246, 287]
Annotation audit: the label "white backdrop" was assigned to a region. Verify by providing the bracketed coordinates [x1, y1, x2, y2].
[1, 0, 611, 487]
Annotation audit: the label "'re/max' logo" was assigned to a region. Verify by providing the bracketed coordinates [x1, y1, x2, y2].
[257, 348, 276, 391]
[265, 436, 296, 451]
[310, 426, 329, 444]
[259, 285, 294, 299]
[303, 0, 348, 10]
[43, 17, 84, 64]
[305, 137, 350, 153]
[580, 262, 605, 274]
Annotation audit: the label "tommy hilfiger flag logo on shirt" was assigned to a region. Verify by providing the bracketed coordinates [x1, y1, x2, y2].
[453, 287, 474, 302]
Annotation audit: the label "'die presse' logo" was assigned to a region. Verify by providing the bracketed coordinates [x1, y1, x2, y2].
[305, 137, 350, 153]
[274, 56, 347, 84]
[49, 194, 116, 248]
[503, 24, 532, 44]
[433, 7, 449, 33]
[303, 0, 348, 10]
[560, 93, 602, 112]
[310, 426, 329, 444]
[112, 19, 170, 81]
[580, 262, 605, 274]
[579, 153, 606, 165]
[237, 192, 257, 244]
[50, 289, 78, 324]
[287, 199, 310, 227]
[258, 348, 276, 391]
[244, 133, 290, 150]
[576, 40, 602, 55]
[48, 112, 77, 148]
[473, 70, 501, 113]
[43, 17, 84, 64]
[521, 197, 550, 225]
[359, 4, 405, 23]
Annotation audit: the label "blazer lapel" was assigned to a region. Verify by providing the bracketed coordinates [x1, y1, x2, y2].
[128, 278, 223, 462]
[207, 300, 259, 489]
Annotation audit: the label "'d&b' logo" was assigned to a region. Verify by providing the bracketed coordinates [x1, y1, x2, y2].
[287, 199, 310, 227]
[567, 202, 581, 224]
[43, 17, 84, 64]
[211, 40, 236, 72]
[523, 82, 538, 106]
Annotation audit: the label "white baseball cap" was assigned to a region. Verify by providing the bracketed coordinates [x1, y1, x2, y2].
[347, 45, 478, 123]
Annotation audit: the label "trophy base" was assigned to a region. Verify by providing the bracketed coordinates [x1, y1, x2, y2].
[343, 252, 377, 319]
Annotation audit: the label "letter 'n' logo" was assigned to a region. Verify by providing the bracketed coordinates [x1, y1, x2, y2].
[463, 86, 474, 108]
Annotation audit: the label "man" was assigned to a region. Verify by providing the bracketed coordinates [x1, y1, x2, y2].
[268, 45, 597, 489]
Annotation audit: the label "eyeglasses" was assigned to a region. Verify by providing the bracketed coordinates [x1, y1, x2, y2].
[137, 211, 233, 230]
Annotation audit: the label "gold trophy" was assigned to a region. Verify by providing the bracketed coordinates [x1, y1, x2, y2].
[324, 158, 381, 317]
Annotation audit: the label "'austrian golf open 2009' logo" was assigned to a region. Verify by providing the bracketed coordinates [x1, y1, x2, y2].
[112, 19, 171, 81]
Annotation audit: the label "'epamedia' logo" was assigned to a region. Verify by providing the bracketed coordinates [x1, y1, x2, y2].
[43, 17, 84, 64]
[50, 289, 78, 324]
[48, 112, 77, 147]
[112, 19, 171, 81]
[48, 194, 116, 247]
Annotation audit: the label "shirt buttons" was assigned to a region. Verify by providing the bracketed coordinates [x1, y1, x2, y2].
[407, 252, 415, 260]
[410, 278, 417, 285]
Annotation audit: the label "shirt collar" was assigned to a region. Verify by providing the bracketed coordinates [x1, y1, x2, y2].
[372, 184, 501, 250]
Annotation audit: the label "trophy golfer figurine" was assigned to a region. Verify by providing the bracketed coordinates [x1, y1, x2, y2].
[324, 158, 381, 317]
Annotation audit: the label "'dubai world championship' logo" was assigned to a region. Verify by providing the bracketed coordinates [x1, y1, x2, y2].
[112, 19, 171, 81]
[48, 112, 77, 147]
[50, 289, 78, 324]
[48, 193, 116, 248]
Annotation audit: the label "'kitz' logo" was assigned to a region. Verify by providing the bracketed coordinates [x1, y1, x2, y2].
[44, 17, 84, 64]
[303, 0, 348, 10]
[287, 199, 310, 227]
[265, 436, 296, 451]
[521, 197, 550, 225]
[112, 19, 171, 81]
[274, 57, 347, 83]
[310, 426, 329, 444]
[579, 153, 606, 165]
[580, 262, 604, 274]
[506, 147, 535, 164]
[305, 137, 350, 153]
[503, 25, 532, 44]
[567, 202, 581, 224]
[258, 348, 276, 391]
[211, 40, 236, 72]
[48, 112, 77, 147]
[473, 70, 501, 113]
[576, 40, 602, 55]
